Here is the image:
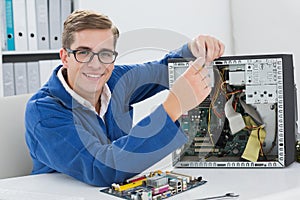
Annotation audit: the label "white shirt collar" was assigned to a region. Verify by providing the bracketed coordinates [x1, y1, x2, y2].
[57, 67, 111, 120]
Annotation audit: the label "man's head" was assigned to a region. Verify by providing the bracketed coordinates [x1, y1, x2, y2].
[60, 10, 119, 101]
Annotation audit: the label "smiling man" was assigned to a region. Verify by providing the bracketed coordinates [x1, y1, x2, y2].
[25, 9, 224, 186]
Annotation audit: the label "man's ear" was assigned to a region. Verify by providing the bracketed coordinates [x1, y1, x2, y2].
[60, 48, 69, 68]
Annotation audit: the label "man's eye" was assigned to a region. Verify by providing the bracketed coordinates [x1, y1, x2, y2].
[101, 51, 113, 57]
[77, 51, 90, 55]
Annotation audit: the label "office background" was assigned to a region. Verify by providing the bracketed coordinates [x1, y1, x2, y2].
[74, 0, 300, 133]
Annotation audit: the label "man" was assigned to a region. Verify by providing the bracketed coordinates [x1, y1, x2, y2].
[25, 9, 225, 186]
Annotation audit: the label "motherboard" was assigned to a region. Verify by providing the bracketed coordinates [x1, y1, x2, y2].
[100, 170, 206, 200]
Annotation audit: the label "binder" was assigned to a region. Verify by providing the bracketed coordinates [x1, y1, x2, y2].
[2, 63, 15, 96]
[51, 59, 62, 72]
[14, 62, 28, 95]
[0, 0, 7, 50]
[5, 0, 15, 51]
[38, 60, 52, 86]
[49, 0, 61, 50]
[60, 0, 72, 32]
[26, 61, 40, 93]
[25, 0, 38, 51]
[36, 0, 49, 50]
[12, 0, 28, 51]
[0, 64, 3, 96]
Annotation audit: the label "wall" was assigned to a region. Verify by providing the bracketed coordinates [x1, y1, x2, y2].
[74, 0, 233, 65]
[231, 0, 300, 133]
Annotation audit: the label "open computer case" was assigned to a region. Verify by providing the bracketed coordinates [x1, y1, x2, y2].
[168, 54, 297, 168]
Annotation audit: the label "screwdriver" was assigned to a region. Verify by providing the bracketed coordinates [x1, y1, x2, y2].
[194, 192, 240, 200]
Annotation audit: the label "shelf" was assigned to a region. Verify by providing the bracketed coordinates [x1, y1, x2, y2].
[2, 49, 60, 55]
[2, 50, 60, 63]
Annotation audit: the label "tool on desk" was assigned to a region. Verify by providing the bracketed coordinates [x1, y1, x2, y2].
[194, 192, 239, 200]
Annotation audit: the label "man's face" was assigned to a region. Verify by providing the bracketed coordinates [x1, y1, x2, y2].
[61, 29, 115, 97]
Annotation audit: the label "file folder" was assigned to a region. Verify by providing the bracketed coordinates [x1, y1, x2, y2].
[14, 62, 28, 95]
[51, 59, 62, 70]
[39, 60, 52, 86]
[5, 0, 15, 51]
[12, 0, 28, 51]
[2, 63, 15, 96]
[26, 0, 38, 51]
[27, 61, 40, 93]
[49, 0, 61, 50]
[36, 0, 49, 50]
[60, 0, 72, 32]
[0, 0, 7, 50]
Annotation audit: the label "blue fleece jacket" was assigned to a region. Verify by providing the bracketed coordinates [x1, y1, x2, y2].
[25, 44, 193, 186]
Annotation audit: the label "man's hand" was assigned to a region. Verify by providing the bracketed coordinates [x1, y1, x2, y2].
[163, 57, 212, 121]
[163, 35, 225, 121]
[188, 35, 225, 65]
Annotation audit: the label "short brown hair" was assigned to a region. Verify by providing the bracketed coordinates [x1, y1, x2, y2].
[62, 9, 119, 48]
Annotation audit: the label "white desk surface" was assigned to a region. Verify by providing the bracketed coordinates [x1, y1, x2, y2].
[1, 162, 300, 200]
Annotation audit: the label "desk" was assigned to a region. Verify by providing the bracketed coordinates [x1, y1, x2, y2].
[0, 162, 300, 200]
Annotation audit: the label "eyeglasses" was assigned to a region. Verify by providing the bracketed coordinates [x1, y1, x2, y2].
[65, 48, 118, 64]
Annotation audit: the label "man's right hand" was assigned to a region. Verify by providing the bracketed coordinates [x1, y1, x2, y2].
[163, 57, 212, 121]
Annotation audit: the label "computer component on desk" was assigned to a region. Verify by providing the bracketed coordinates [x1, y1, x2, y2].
[100, 170, 206, 200]
[168, 54, 297, 168]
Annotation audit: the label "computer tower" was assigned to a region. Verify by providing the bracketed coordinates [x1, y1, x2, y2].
[168, 54, 297, 168]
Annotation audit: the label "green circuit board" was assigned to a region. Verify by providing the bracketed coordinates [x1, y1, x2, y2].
[100, 171, 207, 200]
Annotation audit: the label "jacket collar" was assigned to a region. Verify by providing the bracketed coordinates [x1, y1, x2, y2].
[47, 65, 81, 110]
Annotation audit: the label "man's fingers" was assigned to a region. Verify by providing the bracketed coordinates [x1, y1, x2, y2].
[195, 39, 206, 58]
[190, 35, 225, 63]
[218, 40, 225, 57]
[189, 57, 205, 73]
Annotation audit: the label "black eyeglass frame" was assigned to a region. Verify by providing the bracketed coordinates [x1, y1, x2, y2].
[65, 48, 118, 64]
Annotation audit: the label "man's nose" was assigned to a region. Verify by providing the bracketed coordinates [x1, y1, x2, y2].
[88, 54, 104, 68]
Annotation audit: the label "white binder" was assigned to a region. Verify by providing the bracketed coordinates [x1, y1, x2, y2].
[25, 0, 38, 51]
[27, 61, 40, 93]
[2, 63, 15, 96]
[38, 60, 52, 86]
[60, 0, 72, 32]
[12, 0, 28, 51]
[51, 59, 62, 70]
[0, 0, 7, 51]
[49, 0, 61, 50]
[14, 62, 28, 95]
[36, 0, 49, 50]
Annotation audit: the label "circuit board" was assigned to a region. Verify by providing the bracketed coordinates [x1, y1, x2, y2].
[100, 171, 207, 200]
